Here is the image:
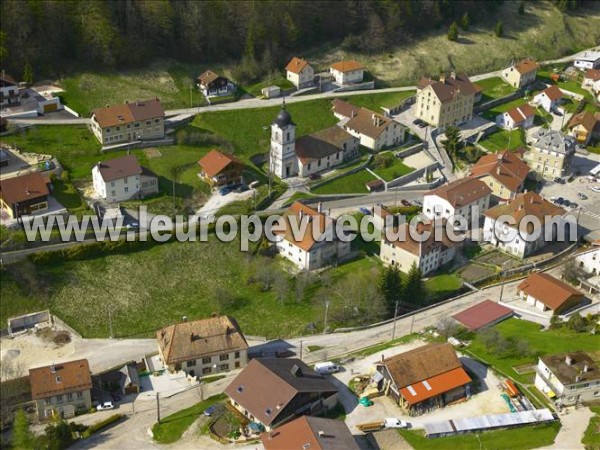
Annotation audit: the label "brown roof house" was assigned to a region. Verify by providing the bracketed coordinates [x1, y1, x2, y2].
[379, 217, 458, 275]
[567, 111, 600, 145]
[90, 98, 165, 147]
[331, 99, 361, 121]
[533, 85, 563, 113]
[0, 172, 50, 219]
[517, 272, 584, 315]
[272, 201, 352, 271]
[470, 151, 530, 200]
[0, 71, 19, 106]
[29, 359, 92, 421]
[342, 107, 407, 150]
[483, 191, 570, 258]
[286, 57, 315, 89]
[582, 69, 600, 96]
[329, 60, 365, 85]
[261, 415, 359, 450]
[423, 178, 491, 228]
[92, 155, 158, 203]
[198, 149, 245, 188]
[535, 352, 600, 406]
[375, 343, 471, 415]
[497, 103, 536, 130]
[501, 59, 539, 88]
[225, 358, 339, 431]
[156, 315, 249, 377]
[197, 70, 236, 98]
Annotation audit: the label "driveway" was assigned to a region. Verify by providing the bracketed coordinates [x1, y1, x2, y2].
[538, 406, 593, 450]
[196, 188, 255, 220]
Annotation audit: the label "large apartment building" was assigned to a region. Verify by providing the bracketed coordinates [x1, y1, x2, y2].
[525, 129, 576, 179]
[415, 72, 478, 128]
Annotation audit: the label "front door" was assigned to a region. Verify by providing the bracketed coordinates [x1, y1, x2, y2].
[286, 165, 290, 177]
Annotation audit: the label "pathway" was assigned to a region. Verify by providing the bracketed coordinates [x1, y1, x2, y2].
[538, 406, 593, 450]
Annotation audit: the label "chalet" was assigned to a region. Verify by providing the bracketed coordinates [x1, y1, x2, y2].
[90, 99, 165, 146]
[225, 358, 339, 431]
[198, 149, 245, 187]
[30, 359, 92, 420]
[533, 85, 563, 113]
[285, 57, 314, 89]
[496, 103, 535, 130]
[582, 69, 600, 90]
[156, 315, 249, 376]
[0, 72, 19, 107]
[197, 70, 235, 97]
[329, 60, 365, 85]
[0, 172, 50, 219]
[92, 155, 158, 203]
[567, 111, 600, 146]
[470, 151, 530, 200]
[375, 343, 471, 416]
[517, 272, 584, 315]
[501, 59, 538, 88]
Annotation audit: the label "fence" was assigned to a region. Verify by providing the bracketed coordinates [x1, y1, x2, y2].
[63, 105, 80, 117]
[332, 81, 375, 93]
[7, 310, 51, 335]
[385, 162, 440, 190]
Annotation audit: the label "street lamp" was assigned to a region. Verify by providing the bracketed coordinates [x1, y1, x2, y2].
[323, 301, 330, 335]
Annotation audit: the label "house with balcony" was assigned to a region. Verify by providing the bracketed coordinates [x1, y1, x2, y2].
[535, 352, 600, 406]
[198, 149, 245, 188]
[0, 72, 19, 107]
[342, 107, 406, 150]
[533, 85, 563, 113]
[567, 111, 600, 146]
[470, 151, 530, 201]
[0, 172, 50, 219]
[197, 70, 236, 98]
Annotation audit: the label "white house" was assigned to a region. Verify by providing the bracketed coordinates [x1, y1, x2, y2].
[343, 108, 406, 150]
[423, 178, 491, 228]
[535, 352, 600, 406]
[483, 192, 571, 259]
[533, 85, 563, 113]
[273, 201, 351, 270]
[574, 50, 600, 71]
[285, 57, 314, 89]
[0, 72, 19, 107]
[329, 60, 365, 85]
[496, 103, 535, 130]
[92, 155, 158, 203]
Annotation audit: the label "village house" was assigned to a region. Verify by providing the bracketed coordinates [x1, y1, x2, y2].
[535, 352, 600, 406]
[574, 50, 600, 70]
[285, 57, 314, 89]
[415, 72, 478, 128]
[533, 85, 563, 113]
[331, 99, 361, 121]
[483, 191, 570, 259]
[269, 103, 360, 179]
[452, 300, 513, 331]
[526, 129, 576, 179]
[567, 111, 600, 146]
[329, 60, 365, 85]
[517, 272, 584, 315]
[470, 151, 530, 200]
[225, 358, 339, 431]
[423, 178, 491, 228]
[0, 72, 19, 107]
[379, 218, 457, 275]
[501, 59, 539, 88]
[375, 343, 471, 416]
[90, 98, 165, 146]
[261, 416, 359, 450]
[156, 315, 249, 376]
[273, 201, 351, 271]
[198, 149, 245, 188]
[582, 69, 600, 92]
[29, 359, 92, 421]
[0, 172, 50, 219]
[342, 107, 406, 150]
[197, 70, 236, 97]
[496, 103, 535, 130]
[92, 155, 158, 203]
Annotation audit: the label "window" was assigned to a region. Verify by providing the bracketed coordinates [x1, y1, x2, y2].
[155, 118, 159, 123]
[235, 361, 240, 368]
[45, 397, 52, 405]
[146, 121, 151, 125]
[220, 364, 228, 371]
[124, 177, 128, 184]
[77, 392, 83, 398]
[124, 187, 129, 193]
[186, 360, 195, 367]
[111, 190, 116, 197]
[67, 393, 73, 401]
[219, 354, 229, 361]
[202, 367, 212, 374]
[594, 391, 600, 397]
[286, 132, 290, 141]
[234, 351, 240, 359]
[56, 395, 63, 403]
[202, 357, 211, 364]
[56, 376, 62, 383]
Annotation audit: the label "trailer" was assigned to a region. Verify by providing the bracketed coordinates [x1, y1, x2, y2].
[357, 421, 385, 432]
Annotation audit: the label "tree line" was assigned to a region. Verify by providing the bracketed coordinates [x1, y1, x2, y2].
[0, 0, 561, 83]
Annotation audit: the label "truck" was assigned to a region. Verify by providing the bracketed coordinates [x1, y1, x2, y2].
[356, 418, 410, 432]
[314, 361, 339, 375]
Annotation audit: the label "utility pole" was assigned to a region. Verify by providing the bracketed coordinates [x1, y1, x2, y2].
[299, 340, 303, 361]
[323, 301, 330, 335]
[108, 307, 113, 339]
[190, 86, 193, 108]
[156, 393, 161, 424]
[409, 314, 415, 334]
[391, 300, 399, 341]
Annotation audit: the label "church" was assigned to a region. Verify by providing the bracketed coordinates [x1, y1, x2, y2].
[269, 102, 360, 179]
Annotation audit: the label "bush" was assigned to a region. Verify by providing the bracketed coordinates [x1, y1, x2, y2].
[85, 414, 124, 436]
[374, 153, 395, 169]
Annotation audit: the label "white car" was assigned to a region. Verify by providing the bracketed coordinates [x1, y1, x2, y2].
[384, 418, 410, 429]
[590, 186, 600, 193]
[96, 401, 114, 411]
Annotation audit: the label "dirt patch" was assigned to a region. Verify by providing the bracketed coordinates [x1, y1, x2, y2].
[144, 148, 162, 159]
[513, 364, 537, 375]
[476, 251, 520, 269]
[459, 263, 496, 283]
[35, 327, 71, 346]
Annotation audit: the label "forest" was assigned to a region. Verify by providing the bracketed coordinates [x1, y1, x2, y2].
[0, 0, 584, 83]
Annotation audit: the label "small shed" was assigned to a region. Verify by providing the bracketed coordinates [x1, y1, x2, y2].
[261, 86, 281, 98]
[366, 179, 385, 192]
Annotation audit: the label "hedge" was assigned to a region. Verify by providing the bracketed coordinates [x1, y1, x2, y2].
[84, 414, 124, 436]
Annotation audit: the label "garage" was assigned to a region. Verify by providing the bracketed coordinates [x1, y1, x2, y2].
[43, 103, 58, 112]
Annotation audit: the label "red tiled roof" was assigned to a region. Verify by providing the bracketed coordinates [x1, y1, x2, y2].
[399, 366, 471, 406]
[92, 99, 164, 128]
[285, 57, 311, 74]
[470, 151, 530, 193]
[584, 69, 600, 81]
[427, 177, 491, 207]
[29, 359, 92, 400]
[331, 99, 361, 119]
[0, 73, 17, 85]
[542, 85, 563, 101]
[0, 172, 49, 205]
[274, 202, 333, 251]
[505, 103, 536, 124]
[417, 73, 477, 103]
[197, 70, 222, 85]
[517, 272, 584, 311]
[568, 111, 598, 133]
[345, 108, 397, 139]
[198, 149, 243, 177]
[452, 300, 513, 331]
[95, 155, 142, 182]
[330, 60, 364, 73]
[513, 59, 539, 75]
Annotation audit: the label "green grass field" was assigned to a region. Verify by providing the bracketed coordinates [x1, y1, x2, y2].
[479, 129, 526, 153]
[477, 77, 517, 103]
[582, 406, 600, 450]
[399, 422, 561, 450]
[311, 169, 376, 194]
[481, 97, 530, 121]
[343, 90, 416, 111]
[371, 158, 414, 182]
[466, 318, 600, 384]
[242, 75, 295, 98]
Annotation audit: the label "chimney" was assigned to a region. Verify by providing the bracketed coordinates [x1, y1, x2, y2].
[317, 202, 322, 213]
[182, 316, 187, 322]
[497, 152, 504, 161]
[450, 71, 456, 79]
[50, 365, 56, 374]
[576, 375, 582, 382]
[439, 74, 446, 84]
[318, 431, 326, 437]
[565, 355, 573, 365]
[583, 363, 589, 373]
[496, 167, 501, 176]
[372, 114, 377, 125]
[25, 186, 30, 195]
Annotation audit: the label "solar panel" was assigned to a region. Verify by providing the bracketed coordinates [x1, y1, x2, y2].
[407, 385, 417, 396]
[422, 380, 432, 391]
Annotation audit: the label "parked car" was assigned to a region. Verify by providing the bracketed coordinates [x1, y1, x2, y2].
[569, 202, 579, 209]
[413, 118, 423, 126]
[563, 199, 571, 207]
[578, 193, 588, 200]
[555, 197, 565, 205]
[417, 120, 427, 128]
[219, 187, 231, 196]
[235, 184, 249, 193]
[314, 361, 340, 375]
[591, 186, 600, 193]
[401, 199, 412, 207]
[384, 418, 410, 429]
[308, 173, 321, 180]
[359, 207, 371, 215]
[204, 405, 217, 416]
[96, 401, 114, 411]
[412, 199, 423, 206]
[554, 177, 566, 184]
[275, 349, 295, 358]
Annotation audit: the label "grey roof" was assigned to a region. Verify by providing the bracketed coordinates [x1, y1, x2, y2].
[273, 108, 295, 128]
[532, 129, 575, 155]
[295, 126, 354, 162]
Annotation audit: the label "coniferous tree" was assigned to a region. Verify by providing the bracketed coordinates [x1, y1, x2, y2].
[459, 12, 470, 30]
[11, 409, 35, 450]
[495, 20, 504, 38]
[447, 22, 459, 42]
[404, 262, 425, 305]
[378, 265, 403, 316]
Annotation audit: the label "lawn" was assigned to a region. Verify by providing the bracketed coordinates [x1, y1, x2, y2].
[344, 90, 416, 112]
[424, 274, 464, 302]
[538, 69, 596, 103]
[465, 318, 600, 384]
[477, 77, 517, 103]
[398, 422, 561, 450]
[582, 406, 600, 450]
[242, 75, 295, 98]
[370, 158, 414, 182]
[479, 129, 526, 153]
[311, 169, 376, 194]
[151, 394, 226, 444]
[481, 97, 529, 121]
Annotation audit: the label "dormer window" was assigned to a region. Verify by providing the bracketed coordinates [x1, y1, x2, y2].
[236, 386, 244, 393]
[56, 376, 62, 383]
[265, 408, 272, 416]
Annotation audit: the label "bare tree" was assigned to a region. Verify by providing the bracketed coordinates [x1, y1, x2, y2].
[273, 273, 289, 304]
[295, 272, 312, 303]
[437, 317, 459, 339]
